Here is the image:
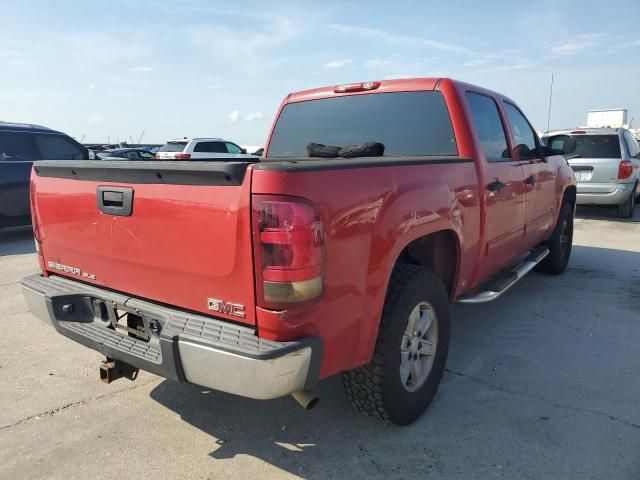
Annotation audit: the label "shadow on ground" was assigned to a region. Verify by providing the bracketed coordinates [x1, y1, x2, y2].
[149, 244, 640, 479]
[0, 226, 35, 256]
[576, 204, 640, 223]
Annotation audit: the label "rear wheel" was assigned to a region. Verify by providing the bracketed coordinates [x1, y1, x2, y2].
[342, 264, 450, 425]
[618, 185, 636, 218]
[537, 202, 574, 275]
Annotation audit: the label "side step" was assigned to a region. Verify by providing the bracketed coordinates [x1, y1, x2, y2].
[457, 246, 549, 304]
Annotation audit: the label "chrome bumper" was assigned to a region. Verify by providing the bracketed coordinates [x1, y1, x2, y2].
[22, 275, 321, 400]
[576, 182, 635, 206]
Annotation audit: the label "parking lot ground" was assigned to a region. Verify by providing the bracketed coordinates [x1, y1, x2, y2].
[0, 206, 639, 480]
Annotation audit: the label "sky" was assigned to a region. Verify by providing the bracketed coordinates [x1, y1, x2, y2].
[1, 0, 639, 145]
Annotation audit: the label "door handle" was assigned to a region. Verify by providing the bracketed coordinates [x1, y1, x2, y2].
[97, 187, 134, 216]
[487, 181, 506, 192]
[525, 175, 536, 186]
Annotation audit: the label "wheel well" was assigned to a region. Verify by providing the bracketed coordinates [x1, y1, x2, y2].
[396, 230, 458, 296]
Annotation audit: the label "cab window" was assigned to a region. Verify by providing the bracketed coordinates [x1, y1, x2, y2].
[0, 132, 38, 161]
[465, 92, 511, 162]
[503, 102, 540, 159]
[34, 133, 87, 160]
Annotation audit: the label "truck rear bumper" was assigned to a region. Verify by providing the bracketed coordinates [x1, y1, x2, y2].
[22, 274, 321, 400]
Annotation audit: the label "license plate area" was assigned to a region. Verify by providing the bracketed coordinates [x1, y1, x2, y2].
[572, 167, 593, 182]
[92, 300, 154, 342]
[114, 309, 150, 341]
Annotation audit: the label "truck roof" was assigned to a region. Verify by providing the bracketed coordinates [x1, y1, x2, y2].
[286, 77, 511, 105]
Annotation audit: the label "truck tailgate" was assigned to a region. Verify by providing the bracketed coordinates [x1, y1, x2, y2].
[31, 160, 257, 325]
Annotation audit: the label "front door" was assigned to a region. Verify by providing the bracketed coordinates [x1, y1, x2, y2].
[503, 102, 557, 248]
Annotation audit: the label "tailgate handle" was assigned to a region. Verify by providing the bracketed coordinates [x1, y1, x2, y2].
[97, 187, 133, 216]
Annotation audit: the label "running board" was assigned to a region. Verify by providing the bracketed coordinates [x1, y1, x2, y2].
[457, 247, 549, 304]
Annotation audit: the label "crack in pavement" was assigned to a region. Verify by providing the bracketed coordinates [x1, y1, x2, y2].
[0, 310, 29, 317]
[0, 281, 19, 287]
[0, 377, 161, 432]
[444, 368, 640, 431]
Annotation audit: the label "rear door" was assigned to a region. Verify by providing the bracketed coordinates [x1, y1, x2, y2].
[156, 141, 187, 159]
[622, 130, 640, 183]
[0, 131, 38, 226]
[32, 160, 257, 325]
[465, 92, 526, 279]
[502, 102, 557, 247]
[563, 133, 622, 193]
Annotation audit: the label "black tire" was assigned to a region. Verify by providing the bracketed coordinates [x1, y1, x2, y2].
[342, 264, 450, 425]
[536, 202, 574, 275]
[617, 185, 636, 218]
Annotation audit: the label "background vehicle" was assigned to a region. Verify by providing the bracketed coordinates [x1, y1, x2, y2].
[97, 148, 157, 160]
[543, 128, 640, 218]
[155, 138, 258, 160]
[0, 121, 88, 228]
[22, 78, 576, 425]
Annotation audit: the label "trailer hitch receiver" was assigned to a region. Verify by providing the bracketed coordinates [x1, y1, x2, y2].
[99, 358, 139, 383]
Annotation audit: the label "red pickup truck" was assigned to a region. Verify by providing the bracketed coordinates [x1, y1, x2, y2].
[22, 78, 577, 425]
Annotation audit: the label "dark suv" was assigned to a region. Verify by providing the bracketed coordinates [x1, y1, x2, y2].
[0, 122, 88, 228]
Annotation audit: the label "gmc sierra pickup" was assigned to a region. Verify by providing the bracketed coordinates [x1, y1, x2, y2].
[22, 78, 577, 425]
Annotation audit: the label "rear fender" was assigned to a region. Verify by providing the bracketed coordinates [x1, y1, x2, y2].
[355, 181, 463, 364]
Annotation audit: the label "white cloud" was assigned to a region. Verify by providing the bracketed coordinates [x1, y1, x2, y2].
[323, 59, 352, 68]
[88, 83, 96, 90]
[88, 115, 103, 124]
[634, 40, 640, 46]
[326, 24, 478, 56]
[187, 15, 302, 60]
[244, 111, 264, 121]
[549, 33, 608, 55]
[228, 110, 240, 123]
[365, 59, 392, 68]
[130, 66, 154, 72]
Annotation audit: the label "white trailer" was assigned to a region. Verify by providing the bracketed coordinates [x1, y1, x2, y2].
[586, 109, 628, 128]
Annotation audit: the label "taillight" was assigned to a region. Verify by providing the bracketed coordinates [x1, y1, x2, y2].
[618, 160, 633, 179]
[254, 196, 324, 305]
[174, 153, 191, 160]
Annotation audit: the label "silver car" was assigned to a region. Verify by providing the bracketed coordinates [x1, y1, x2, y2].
[543, 128, 640, 218]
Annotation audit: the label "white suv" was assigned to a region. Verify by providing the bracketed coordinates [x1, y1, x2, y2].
[155, 138, 257, 160]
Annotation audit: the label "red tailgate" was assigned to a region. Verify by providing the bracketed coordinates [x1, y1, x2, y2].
[31, 161, 256, 325]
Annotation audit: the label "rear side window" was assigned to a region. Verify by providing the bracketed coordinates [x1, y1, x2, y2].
[267, 91, 458, 158]
[567, 135, 621, 159]
[503, 102, 539, 159]
[623, 131, 640, 158]
[465, 92, 510, 162]
[158, 142, 187, 152]
[194, 141, 227, 153]
[0, 131, 37, 161]
[34, 134, 87, 160]
[225, 142, 242, 154]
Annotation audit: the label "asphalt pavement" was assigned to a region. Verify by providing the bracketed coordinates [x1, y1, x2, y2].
[1, 206, 639, 479]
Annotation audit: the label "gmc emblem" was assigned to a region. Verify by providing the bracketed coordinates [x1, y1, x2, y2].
[207, 298, 246, 318]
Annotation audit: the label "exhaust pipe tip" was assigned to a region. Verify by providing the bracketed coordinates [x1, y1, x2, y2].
[291, 390, 319, 410]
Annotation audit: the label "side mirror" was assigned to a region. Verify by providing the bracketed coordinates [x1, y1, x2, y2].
[544, 135, 577, 155]
[240, 148, 247, 154]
